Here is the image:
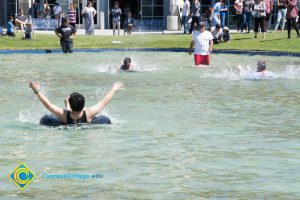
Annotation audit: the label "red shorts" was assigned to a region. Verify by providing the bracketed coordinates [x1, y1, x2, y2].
[194, 54, 210, 66]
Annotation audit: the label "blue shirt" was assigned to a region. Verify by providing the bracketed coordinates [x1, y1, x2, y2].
[7, 21, 14, 33]
[220, 4, 227, 16]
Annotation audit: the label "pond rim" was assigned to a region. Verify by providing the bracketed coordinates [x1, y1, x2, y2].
[0, 48, 299, 57]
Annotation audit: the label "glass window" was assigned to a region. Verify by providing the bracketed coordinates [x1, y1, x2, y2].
[153, 0, 163, 5]
[142, 6, 153, 16]
[153, 6, 163, 16]
[142, 0, 152, 5]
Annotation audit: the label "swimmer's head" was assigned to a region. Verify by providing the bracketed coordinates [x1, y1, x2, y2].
[257, 60, 266, 72]
[69, 92, 85, 112]
[123, 57, 131, 70]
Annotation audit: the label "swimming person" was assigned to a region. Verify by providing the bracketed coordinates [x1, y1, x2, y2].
[119, 57, 134, 71]
[237, 60, 275, 79]
[29, 81, 124, 124]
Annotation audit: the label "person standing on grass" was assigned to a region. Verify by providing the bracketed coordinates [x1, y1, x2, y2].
[241, 0, 254, 34]
[220, 0, 228, 29]
[111, 1, 122, 35]
[253, 0, 267, 38]
[55, 18, 76, 53]
[82, 1, 97, 35]
[264, 0, 274, 31]
[274, 0, 287, 32]
[234, 0, 243, 33]
[286, 0, 300, 38]
[189, 0, 201, 33]
[182, 0, 190, 34]
[68, 3, 77, 28]
[189, 22, 214, 67]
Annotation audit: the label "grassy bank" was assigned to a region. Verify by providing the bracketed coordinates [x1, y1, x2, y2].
[0, 31, 299, 52]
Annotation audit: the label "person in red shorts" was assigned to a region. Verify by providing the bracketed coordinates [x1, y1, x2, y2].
[189, 21, 214, 67]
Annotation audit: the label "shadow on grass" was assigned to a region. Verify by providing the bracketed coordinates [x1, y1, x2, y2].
[233, 37, 253, 41]
[259, 38, 287, 42]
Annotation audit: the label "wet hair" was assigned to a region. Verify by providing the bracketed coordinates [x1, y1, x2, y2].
[69, 92, 85, 112]
[124, 57, 131, 64]
[256, 60, 266, 72]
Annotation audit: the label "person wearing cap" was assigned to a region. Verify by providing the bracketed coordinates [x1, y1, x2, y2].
[211, 23, 223, 44]
[222, 26, 231, 42]
[189, 21, 214, 67]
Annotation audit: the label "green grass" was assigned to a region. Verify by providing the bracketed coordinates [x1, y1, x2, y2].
[0, 31, 299, 52]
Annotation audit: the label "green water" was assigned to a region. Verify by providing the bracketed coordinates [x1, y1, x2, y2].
[0, 52, 299, 199]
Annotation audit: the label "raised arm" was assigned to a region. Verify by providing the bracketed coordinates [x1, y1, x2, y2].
[87, 82, 124, 118]
[29, 81, 64, 120]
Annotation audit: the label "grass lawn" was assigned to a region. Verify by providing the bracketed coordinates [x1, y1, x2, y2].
[0, 31, 299, 52]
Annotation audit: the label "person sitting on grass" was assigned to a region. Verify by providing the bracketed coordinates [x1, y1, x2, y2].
[222, 26, 231, 42]
[6, 16, 16, 37]
[211, 23, 223, 44]
[54, 18, 76, 53]
[15, 9, 27, 32]
[22, 22, 35, 40]
[0, 26, 6, 36]
[29, 81, 124, 124]
[124, 11, 135, 35]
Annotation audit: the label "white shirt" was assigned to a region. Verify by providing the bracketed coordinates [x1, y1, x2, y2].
[192, 30, 214, 55]
[84, 7, 96, 14]
[182, 0, 190, 16]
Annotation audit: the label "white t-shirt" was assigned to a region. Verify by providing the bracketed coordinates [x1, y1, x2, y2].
[182, 0, 190, 16]
[84, 7, 96, 14]
[192, 30, 214, 55]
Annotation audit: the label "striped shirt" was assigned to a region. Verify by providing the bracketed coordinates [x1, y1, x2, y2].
[68, 9, 76, 24]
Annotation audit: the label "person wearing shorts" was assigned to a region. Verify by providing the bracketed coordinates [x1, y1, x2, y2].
[189, 22, 214, 67]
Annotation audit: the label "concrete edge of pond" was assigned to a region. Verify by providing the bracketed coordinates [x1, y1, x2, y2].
[0, 48, 299, 57]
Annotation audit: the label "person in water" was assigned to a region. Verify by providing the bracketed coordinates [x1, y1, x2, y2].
[119, 57, 134, 71]
[29, 81, 124, 124]
[237, 60, 275, 79]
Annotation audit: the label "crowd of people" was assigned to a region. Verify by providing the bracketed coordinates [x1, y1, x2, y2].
[182, 0, 300, 39]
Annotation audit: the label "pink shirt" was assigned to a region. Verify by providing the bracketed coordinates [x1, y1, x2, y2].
[264, 0, 273, 13]
[235, 0, 243, 14]
[287, 0, 299, 19]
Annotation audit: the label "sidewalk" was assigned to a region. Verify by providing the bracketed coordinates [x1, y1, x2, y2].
[34, 29, 182, 36]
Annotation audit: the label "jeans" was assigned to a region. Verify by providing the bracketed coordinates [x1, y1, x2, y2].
[113, 21, 120, 35]
[220, 14, 226, 28]
[274, 8, 287, 31]
[212, 14, 221, 27]
[189, 16, 200, 33]
[182, 15, 188, 33]
[241, 12, 252, 32]
[287, 17, 300, 37]
[60, 41, 73, 53]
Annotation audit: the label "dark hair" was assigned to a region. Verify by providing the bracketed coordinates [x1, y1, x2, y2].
[8, 16, 13, 20]
[69, 92, 85, 112]
[256, 61, 266, 72]
[124, 57, 131, 64]
[216, 24, 221, 29]
[87, 1, 92, 6]
[62, 17, 69, 24]
[113, 1, 119, 6]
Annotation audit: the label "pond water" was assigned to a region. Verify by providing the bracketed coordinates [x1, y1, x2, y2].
[0, 52, 300, 199]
